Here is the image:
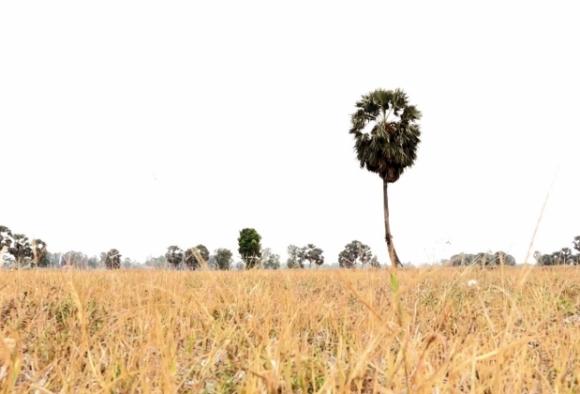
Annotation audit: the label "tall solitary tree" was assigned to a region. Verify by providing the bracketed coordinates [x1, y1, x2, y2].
[350, 89, 421, 268]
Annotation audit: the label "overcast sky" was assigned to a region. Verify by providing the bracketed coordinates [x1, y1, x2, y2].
[1, 1, 578, 265]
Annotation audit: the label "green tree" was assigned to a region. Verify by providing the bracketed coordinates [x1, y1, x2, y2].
[104, 248, 121, 270]
[183, 245, 210, 270]
[31, 239, 48, 267]
[45, 252, 61, 268]
[87, 256, 100, 269]
[183, 248, 199, 270]
[165, 245, 184, 268]
[261, 248, 281, 270]
[561, 247, 572, 264]
[61, 251, 89, 268]
[450, 251, 515, 267]
[214, 248, 233, 270]
[493, 251, 516, 266]
[573, 236, 580, 253]
[338, 240, 374, 268]
[195, 244, 210, 262]
[0, 225, 13, 250]
[122, 257, 136, 268]
[534, 253, 549, 266]
[238, 228, 262, 269]
[286, 245, 302, 269]
[144, 255, 166, 268]
[9, 233, 32, 267]
[350, 89, 421, 268]
[301, 244, 324, 268]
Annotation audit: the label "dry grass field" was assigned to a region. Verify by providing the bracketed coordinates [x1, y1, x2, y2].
[0, 267, 579, 393]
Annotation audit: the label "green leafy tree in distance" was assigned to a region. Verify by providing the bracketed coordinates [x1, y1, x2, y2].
[238, 228, 262, 269]
[287, 245, 302, 269]
[0, 225, 13, 250]
[214, 248, 233, 270]
[301, 244, 324, 268]
[104, 249, 121, 270]
[184, 245, 209, 270]
[10, 233, 32, 267]
[195, 244, 210, 263]
[338, 240, 374, 268]
[31, 239, 48, 267]
[261, 248, 281, 270]
[166, 245, 184, 268]
[183, 248, 199, 270]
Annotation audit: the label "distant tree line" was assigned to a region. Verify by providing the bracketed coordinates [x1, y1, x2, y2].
[446, 251, 516, 267]
[0, 224, 128, 270]
[1, 224, 390, 270]
[11, 224, 578, 271]
[163, 244, 220, 270]
[534, 236, 580, 266]
[287, 244, 324, 269]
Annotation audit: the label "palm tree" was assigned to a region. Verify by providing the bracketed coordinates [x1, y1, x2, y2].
[350, 89, 421, 268]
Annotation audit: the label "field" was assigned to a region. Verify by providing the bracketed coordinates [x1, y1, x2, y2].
[0, 267, 579, 393]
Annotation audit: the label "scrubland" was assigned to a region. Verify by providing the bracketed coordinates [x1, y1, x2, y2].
[0, 267, 578, 393]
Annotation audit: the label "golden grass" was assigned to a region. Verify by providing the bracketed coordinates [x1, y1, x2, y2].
[0, 267, 579, 393]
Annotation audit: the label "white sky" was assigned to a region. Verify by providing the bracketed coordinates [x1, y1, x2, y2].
[1, 1, 578, 264]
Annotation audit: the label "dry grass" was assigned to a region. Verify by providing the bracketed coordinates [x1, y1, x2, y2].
[0, 267, 578, 393]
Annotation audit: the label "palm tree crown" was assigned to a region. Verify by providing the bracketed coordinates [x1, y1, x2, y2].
[350, 89, 421, 182]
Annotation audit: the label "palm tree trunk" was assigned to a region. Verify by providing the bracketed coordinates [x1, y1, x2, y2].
[383, 179, 401, 268]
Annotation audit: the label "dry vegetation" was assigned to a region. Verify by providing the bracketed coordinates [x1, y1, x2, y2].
[0, 267, 579, 393]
